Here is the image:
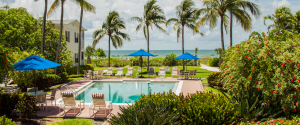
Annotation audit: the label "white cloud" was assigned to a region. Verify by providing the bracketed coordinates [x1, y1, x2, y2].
[272, 0, 291, 8]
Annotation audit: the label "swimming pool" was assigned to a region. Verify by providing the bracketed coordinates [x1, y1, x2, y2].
[57, 80, 183, 105]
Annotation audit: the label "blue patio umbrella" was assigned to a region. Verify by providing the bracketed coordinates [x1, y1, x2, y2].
[128, 50, 155, 77]
[175, 52, 200, 71]
[127, 50, 155, 56]
[13, 55, 61, 94]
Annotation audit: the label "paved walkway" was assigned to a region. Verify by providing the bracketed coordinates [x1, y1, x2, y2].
[200, 64, 220, 72]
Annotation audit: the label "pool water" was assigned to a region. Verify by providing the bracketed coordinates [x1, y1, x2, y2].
[76, 82, 176, 103]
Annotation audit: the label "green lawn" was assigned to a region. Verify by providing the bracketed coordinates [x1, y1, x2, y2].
[48, 118, 94, 125]
[95, 66, 213, 78]
[203, 86, 222, 94]
[201, 79, 208, 84]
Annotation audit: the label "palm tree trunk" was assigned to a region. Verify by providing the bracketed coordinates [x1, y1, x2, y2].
[108, 35, 111, 67]
[220, 15, 225, 51]
[41, 0, 47, 54]
[146, 25, 149, 72]
[77, 7, 83, 74]
[230, 12, 233, 47]
[182, 25, 185, 71]
[54, 1, 64, 74]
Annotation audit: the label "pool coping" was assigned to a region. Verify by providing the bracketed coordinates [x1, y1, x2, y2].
[55, 80, 183, 105]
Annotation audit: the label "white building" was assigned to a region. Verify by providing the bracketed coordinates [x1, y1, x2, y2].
[50, 19, 86, 66]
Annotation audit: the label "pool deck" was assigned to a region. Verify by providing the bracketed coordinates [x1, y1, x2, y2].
[35, 77, 204, 120]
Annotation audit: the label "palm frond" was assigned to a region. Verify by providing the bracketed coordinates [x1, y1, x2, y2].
[47, 0, 60, 17]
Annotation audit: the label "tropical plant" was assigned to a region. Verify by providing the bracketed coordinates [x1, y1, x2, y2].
[48, 0, 66, 74]
[34, 0, 48, 54]
[163, 53, 177, 66]
[228, 0, 260, 47]
[263, 6, 294, 31]
[214, 48, 222, 66]
[194, 47, 199, 66]
[221, 30, 300, 119]
[73, 0, 95, 74]
[166, 0, 204, 71]
[92, 11, 130, 67]
[208, 57, 219, 67]
[95, 48, 106, 59]
[131, 0, 169, 72]
[292, 10, 300, 33]
[0, 115, 15, 125]
[85, 45, 95, 64]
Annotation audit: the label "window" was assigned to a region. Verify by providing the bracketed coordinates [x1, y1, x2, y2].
[65, 31, 70, 42]
[75, 32, 78, 43]
[74, 53, 78, 63]
[81, 52, 84, 60]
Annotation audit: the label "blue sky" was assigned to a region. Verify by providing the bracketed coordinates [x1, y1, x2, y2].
[1, 0, 299, 50]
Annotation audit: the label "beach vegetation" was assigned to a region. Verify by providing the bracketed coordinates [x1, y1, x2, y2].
[208, 57, 219, 67]
[131, 0, 168, 72]
[85, 45, 95, 64]
[264, 6, 294, 31]
[92, 11, 130, 67]
[95, 48, 107, 59]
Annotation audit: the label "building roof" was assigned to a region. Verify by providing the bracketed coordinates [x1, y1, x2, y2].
[49, 19, 87, 31]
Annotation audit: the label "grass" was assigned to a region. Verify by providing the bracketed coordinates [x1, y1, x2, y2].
[201, 79, 208, 84]
[48, 118, 94, 125]
[203, 86, 222, 94]
[68, 77, 82, 82]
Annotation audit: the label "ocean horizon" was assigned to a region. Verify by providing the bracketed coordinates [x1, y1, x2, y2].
[101, 50, 218, 58]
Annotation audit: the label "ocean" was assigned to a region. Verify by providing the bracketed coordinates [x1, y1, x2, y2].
[102, 50, 218, 58]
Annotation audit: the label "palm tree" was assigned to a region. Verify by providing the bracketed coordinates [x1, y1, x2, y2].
[131, 0, 168, 72]
[92, 11, 130, 67]
[228, 0, 260, 47]
[214, 48, 222, 67]
[194, 47, 198, 66]
[166, 0, 203, 71]
[34, 0, 48, 54]
[293, 10, 300, 33]
[263, 6, 294, 31]
[73, 0, 95, 74]
[85, 45, 95, 64]
[196, 0, 233, 50]
[48, 0, 66, 74]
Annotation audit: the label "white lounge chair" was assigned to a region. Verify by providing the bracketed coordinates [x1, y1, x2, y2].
[158, 68, 166, 78]
[125, 67, 133, 77]
[115, 68, 124, 77]
[59, 92, 84, 116]
[171, 67, 178, 77]
[104, 67, 113, 77]
[89, 93, 112, 117]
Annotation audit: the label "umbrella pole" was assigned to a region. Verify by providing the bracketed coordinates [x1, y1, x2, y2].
[34, 70, 36, 95]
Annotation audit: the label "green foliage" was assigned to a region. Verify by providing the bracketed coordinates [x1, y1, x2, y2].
[240, 117, 300, 125]
[0, 93, 39, 119]
[163, 53, 178, 66]
[68, 65, 95, 75]
[0, 115, 15, 125]
[48, 119, 94, 125]
[208, 57, 219, 67]
[109, 90, 238, 124]
[95, 48, 106, 58]
[207, 72, 223, 87]
[109, 97, 181, 125]
[221, 30, 300, 120]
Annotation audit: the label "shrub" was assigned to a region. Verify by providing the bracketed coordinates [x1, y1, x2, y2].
[0, 115, 15, 125]
[0, 93, 39, 119]
[207, 72, 223, 87]
[163, 53, 178, 66]
[109, 90, 238, 124]
[240, 117, 300, 125]
[208, 57, 219, 67]
[221, 29, 300, 120]
[68, 65, 94, 75]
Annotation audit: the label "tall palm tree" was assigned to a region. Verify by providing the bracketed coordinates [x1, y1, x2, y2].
[73, 0, 95, 74]
[196, 0, 234, 51]
[131, 0, 168, 72]
[34, 0, 48, 54]
[48, 0, 66, 74]
[166, 0, 203, 71]
[264, 6, 294, 31]
[228, 0, 260, 47]
[92, 11, 130, 67]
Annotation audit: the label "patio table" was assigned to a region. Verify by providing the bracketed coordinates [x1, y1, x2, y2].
[28, 92, 47, 110]
[183, 71, 190, 79]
